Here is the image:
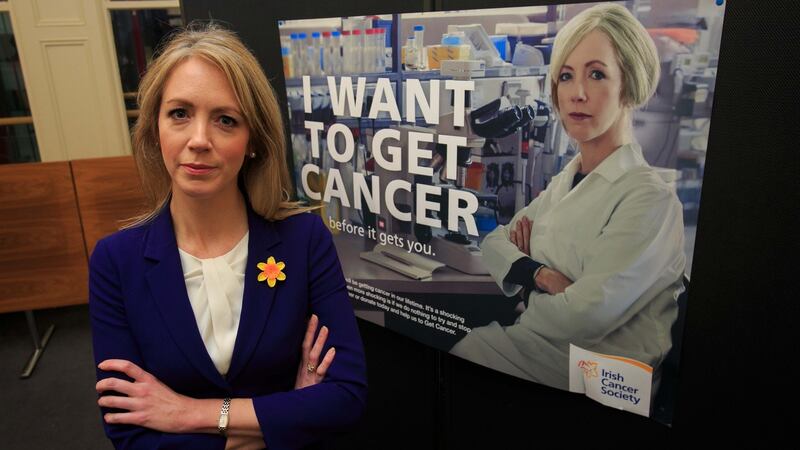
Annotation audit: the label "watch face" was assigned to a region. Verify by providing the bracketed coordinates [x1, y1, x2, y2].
[219, 414, 229, 429]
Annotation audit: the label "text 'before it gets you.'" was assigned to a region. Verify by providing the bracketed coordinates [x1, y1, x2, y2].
[300, 75, 480, 236]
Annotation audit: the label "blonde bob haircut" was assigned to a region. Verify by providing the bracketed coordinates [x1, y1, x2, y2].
[548, 3, 660, 114]
[126, 22, 313, 228]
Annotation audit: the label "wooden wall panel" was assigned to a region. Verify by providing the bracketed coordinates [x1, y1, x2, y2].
[0, 162, 88, 313]
[71, 156, 148, 258]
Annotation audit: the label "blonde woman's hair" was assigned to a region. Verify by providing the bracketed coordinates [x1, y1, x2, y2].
[125, 22, 315, 228]
[548, 3, 660, 114]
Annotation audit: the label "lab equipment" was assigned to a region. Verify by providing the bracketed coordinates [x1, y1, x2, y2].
[511, 43, 544, 67]
[360, 124, 488, 277]
[490, 35, 511, 61]
[341, 30, 352, 74]
[470, 97, 536, 139]
[426, 65, 491, 274]
[310, 32, 323, 76]
[352, 29, 364, 73]
[361, 243, 446, 280]
[404, 36, 419, 70]
[377, 28, 387, 71]
[298, 32, 308, 76]
[331, 31, 342, 75]
[290, 33, 305, 77]
[413, 25, 427, 69]
[321, 31, 332, 75]
[366, 28, 383, 73]
[439, 59, 485, 79]
[282, 46, 293, 78]
[447, 24, 508, 67]
[426, 33, 471, 70]
[365, 28, 376, 73]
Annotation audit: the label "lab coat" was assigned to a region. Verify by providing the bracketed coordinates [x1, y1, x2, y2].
[451, 143, 685, 390]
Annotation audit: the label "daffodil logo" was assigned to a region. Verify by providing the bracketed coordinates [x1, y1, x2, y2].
[257, 257, 286, 287]
[577, 360, 599, 378]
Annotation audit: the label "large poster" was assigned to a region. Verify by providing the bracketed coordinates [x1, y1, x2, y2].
[278, 0, 726, 423]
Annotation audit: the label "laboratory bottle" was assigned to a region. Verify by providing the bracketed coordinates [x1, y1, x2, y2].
[373, 28, 382, 72]
[288, 33, 296, 77]
[331, 31, 342, 75]
[322, 31, 332, 75]
[364, 29, 373, 73]
[404, 36, 418, 70]
[367, 29, 378, 73]
[290, 33, 302, 77]
[298, 32, 308, 76]
[352, 29, 363, 74]
[376, 28, 384, 71]
[413, 25, 426, 69]
[282, 45, 293, 78]
[441, 33, 471, 62]
[377, 28, 387, 72]
[383, 28, 393, 71]
[341, 30, 351, 74]
[311, 32, 322, 76]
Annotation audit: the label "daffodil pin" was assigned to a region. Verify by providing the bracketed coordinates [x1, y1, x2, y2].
[257, 256, 286, 287]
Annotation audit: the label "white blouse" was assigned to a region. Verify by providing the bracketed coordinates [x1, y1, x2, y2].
[178, 232, 249, 376]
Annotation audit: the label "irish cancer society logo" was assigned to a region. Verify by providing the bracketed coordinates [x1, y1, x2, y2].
[577, 360, 599, 378]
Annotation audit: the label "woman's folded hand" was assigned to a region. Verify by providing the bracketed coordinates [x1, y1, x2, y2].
[294, 314, 336, 389]
[508, 216, 573, 295]
[536, 267, 573, 295]
[95, 359, 194, 433]
[509, 216, 533, 256]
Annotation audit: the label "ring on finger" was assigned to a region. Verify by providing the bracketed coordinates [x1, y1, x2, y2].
[306, 363, 316, 373]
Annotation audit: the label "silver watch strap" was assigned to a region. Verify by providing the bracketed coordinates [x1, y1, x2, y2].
[218, 397, 231, 435]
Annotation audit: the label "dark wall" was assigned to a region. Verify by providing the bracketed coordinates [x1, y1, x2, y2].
[182, 0, 797, 445]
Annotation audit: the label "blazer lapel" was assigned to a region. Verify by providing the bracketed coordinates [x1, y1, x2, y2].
[143, 206, 230, 391]
[225, 206, 282, 384]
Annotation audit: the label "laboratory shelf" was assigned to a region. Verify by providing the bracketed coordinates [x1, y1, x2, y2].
[285, 65, 548, 90]
[330, 117, 400, 129]
[399, 70, 449, 81]
[395, 65, 547, 89]
[400, 65, 548, 80]
[283, 9, 549, 91]
[285, 72, 400, 87]
[290, 117, 402, 133]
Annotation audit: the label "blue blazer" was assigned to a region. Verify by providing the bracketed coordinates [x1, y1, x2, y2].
[89, 202, 367, 450]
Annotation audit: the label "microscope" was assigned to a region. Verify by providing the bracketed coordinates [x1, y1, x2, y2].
[358, 60, 491, 277]
[361, 60, 547, 277]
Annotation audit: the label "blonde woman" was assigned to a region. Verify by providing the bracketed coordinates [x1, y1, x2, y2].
[90, 23, 366, 450]
[452, 4, 685, 392]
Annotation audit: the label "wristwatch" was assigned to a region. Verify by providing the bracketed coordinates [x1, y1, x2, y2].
[218, 398, 231, 436]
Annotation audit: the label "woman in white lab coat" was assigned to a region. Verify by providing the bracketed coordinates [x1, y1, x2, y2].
[451, 3, 686, 391]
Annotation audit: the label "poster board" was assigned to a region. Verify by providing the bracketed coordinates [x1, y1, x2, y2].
[277, 0, 726, 423]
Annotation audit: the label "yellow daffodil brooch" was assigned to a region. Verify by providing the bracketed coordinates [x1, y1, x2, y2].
[257, 256, 286, 287]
